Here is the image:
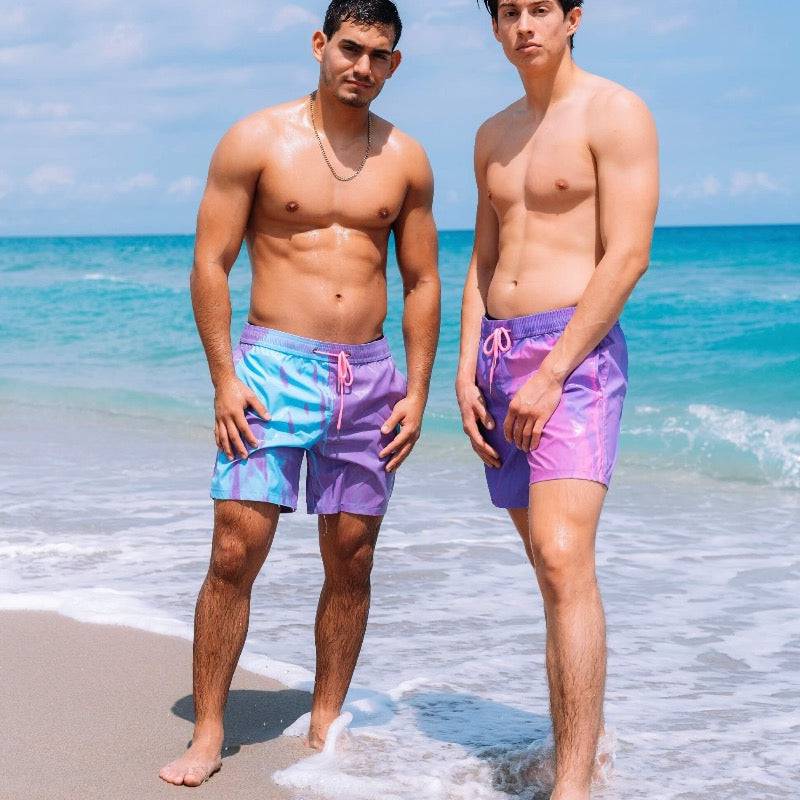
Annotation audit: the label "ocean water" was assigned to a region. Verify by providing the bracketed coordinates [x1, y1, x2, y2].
[1, 227, 799, 798]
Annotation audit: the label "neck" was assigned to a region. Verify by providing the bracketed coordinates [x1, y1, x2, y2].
[518, 49, 576, 116]
[312, 83, 370, 138]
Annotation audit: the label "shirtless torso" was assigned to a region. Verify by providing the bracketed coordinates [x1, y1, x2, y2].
[457, 3, 659, 799]
[480, 72, 617, 317]
[161, 9, 439, 788]
[232, 98, 419, 343]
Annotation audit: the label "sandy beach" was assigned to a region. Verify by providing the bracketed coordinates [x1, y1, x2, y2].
[1, 610, 312, 800]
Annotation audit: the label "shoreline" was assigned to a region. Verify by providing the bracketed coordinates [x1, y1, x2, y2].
[1, 610, 311, 800]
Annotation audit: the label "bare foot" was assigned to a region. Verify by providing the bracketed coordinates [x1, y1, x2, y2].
[159, 741, 223, 787]
[307, 710, 339, 750]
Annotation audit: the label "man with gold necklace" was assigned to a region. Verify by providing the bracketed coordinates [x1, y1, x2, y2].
[160, 0, 439, 786]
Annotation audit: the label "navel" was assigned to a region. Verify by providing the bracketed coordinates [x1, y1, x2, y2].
[285, 200, 300, 213]
[555, 179, 569, 192]
[335, 293, 343, 301]
[378, 206, 390, 219]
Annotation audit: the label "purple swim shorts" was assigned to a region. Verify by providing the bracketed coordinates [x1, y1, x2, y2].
[210, 324, 407, 515]
[476, 306, 628, 509]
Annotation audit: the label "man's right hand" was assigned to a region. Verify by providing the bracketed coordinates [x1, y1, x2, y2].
[214, 376, 270, 460]
[456, 379, 501, 469]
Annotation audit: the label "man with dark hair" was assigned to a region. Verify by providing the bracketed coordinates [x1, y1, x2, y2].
[458, 2, 658, 799]
[160, 0, 440, 787]
[483, 0, 582, 48]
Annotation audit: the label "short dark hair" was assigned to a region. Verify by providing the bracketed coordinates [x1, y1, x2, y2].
[480, 0, 583, 50]
[323, 0, 403, 49]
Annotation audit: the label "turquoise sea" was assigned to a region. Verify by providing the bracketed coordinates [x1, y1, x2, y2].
[1, 226, 799, 799]
[1, 225, 799, 488]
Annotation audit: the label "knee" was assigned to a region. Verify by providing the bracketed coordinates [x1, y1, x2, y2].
[209, 532, 256, 587]
[533, 538, 597, 605]
[326, 539, 375, 590]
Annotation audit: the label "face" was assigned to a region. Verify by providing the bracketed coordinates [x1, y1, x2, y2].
[313, 19, 402, 108]
[493, 0, 580, 69]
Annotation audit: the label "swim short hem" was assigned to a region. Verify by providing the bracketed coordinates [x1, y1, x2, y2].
[210, 490, 297, 513]
[529, 473, 609, 488]
[310, 502, 390, 517]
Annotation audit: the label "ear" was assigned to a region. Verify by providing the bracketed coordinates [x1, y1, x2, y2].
[566, 7, 582, 38]
[492, 17, 501, 43]
[387, 49, 402, 78]
[311, 29, 326, 64]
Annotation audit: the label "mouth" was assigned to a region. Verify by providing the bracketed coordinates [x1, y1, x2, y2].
[516, 42, 541, 52]
[346, 79, 373, 89]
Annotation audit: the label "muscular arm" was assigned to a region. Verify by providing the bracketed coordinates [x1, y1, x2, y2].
[191, 122, 260, 387]
[190, 120, 269, 459]
[455, 123, 502, 467]
[541, 90, 659, 383]
[379, 141, 441, 472]
[393, 143, 440, 404]
[505, 90, 659, 451]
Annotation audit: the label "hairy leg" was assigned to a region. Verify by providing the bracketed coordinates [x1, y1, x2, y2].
[308, 511, 382, 749]
[509, 481, 607, 800]
[159, 499, 280, 786]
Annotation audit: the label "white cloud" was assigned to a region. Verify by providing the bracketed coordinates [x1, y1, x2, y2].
[670, 171, 783, 201]
[730, 171, 780, 196]
[652, 14, 693, 35]
[723, 85, 757, 103]
[0, 44, 45, 66]
[70, 22, 147, 65]
[6, 102, 72, 120]
[670, 175, 720, 200]
[0, 172, 13, 200]
[99, 22, 146, 62]
[25, 165, 75, 194]
[0, 7, 27, 35]
[118, 172, 157, 192]
[265, 4, 317, 34]
[168, 176, 202, 197]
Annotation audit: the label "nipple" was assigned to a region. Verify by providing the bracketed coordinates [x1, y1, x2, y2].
[378, 207, 390, 219]
[285, 200, 300, 212]
[555, 179, 569, 192]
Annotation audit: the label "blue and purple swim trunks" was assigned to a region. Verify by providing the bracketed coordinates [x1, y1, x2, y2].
[210, 324, 407, 515]
[476, 306, 628, 509]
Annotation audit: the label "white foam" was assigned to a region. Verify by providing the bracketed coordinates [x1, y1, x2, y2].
[688, 403, 800, 487]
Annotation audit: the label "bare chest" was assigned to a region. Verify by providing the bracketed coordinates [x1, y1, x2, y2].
[487, 122, 596, 217]
[253, 144, 408, 232]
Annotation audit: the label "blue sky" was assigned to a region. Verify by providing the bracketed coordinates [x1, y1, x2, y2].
[1, 0, 798, 235]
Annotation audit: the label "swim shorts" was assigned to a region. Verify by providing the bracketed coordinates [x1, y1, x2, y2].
[210, 324, 407, 515]
[476, 306, 628, 508]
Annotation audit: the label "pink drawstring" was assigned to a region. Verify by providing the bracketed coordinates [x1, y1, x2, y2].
[316, 349, 354, 430]
[334, 351, 354, 430]
[482, 327, 512, 394]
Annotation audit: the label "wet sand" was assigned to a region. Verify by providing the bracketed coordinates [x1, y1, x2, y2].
[0, 610, 312, 800]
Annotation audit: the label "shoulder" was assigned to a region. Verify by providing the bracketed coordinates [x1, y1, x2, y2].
[375, 117, 433, 184]
[213, 98, 307, 166]
[376, 117, 428, 162]
[583, 76, 656, 144]
[475, 99, 525, 159]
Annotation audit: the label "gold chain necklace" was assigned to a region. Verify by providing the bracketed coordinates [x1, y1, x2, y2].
[308, 90, 372, 182]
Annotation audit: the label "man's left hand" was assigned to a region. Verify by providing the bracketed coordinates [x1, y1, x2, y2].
[379, 395, 425, 472]
[504, 370, 564, 452]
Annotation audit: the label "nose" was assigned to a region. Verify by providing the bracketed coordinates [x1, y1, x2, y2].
[517, 9, 534, 35]
[353, 52, 371, 77]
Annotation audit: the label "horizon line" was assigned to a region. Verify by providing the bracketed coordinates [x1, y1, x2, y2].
[1, 221, 800, 241]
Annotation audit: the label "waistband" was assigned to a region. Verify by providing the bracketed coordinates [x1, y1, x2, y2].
[481, 306, 578, 340]
[240, 323, 392, 365]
